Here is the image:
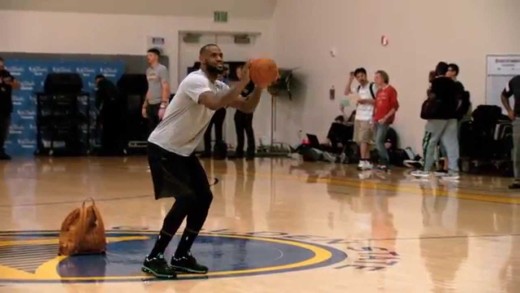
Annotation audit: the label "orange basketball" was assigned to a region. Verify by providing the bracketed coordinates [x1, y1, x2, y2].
[249, 58, 279, 88]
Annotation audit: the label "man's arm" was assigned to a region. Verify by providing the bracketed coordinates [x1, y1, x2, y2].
[344, 72, 355, 96]
[501, 81, 515, 120]
[4, 74, 20, 90]
[198, 79, 250, 110]
[228, 87, 264, 113]
[159, 67, 171, 106]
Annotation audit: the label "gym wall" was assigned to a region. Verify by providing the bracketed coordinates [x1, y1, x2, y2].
[0, 9, 275, 92]
[273, 0, 520, 151]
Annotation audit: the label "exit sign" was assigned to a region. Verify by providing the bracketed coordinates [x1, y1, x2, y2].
[214, 11, 228, 23]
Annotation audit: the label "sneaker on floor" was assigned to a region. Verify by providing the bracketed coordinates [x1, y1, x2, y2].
[441, 172, 460, 181]
[142, 254, 177, 279]
[171, 253, 208, 274]
[411, 170, 431, 178]
[0, 153, 11, 160]
[362, 162, 374, 170]
[322, 152, 336, 163]
[509, 182, 520, 189]
[357, 160, 365, 170]
[376, 165, 389, 172]
[434, 169, 448, 177]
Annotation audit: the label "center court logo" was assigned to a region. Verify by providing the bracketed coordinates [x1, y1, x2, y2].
[0, 230, 399, 284]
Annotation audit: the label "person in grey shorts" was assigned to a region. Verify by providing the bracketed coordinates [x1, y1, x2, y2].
[143, 48, 170, 134]
[501, 75, 520, 189]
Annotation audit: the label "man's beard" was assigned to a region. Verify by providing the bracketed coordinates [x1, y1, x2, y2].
[206, 64, 224, 75]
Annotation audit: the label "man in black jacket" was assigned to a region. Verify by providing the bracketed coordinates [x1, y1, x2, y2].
[412, 62, 461, 180]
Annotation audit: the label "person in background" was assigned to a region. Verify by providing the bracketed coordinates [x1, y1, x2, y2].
[233, 64, 256, 160]
[501, 75, 520, 189]
[143, 48, 170, 135]
[412, 62, 460, 180]
[344, 68, 378, 170]
[436, 63, 470, 174]
[0, 57, 21, 160]
[95, 74, 123, 156]
[372, 70, 399, 171]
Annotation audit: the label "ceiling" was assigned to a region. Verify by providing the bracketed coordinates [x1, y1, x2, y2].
[0, 0, 278, 18]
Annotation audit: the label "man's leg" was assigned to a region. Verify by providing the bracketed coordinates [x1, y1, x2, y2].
[440, 119, 460, 176]
[203, 119, 214, 157]
[234, 112, 245, 157]
[510, 118, 520, 188]
[171, 155, 213, 274]
[374, 123, 390, 168]
[214, 108, 226, 144]
[0, 115, 11, 159]
[143, 144, 197, 278]
[146, 104, 161, 135]
[422, 120, 448, 172]
[244, 113, 256, 158]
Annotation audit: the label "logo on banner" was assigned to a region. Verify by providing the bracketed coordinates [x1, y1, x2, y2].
[6, 66, 25, 76]
[28, 66, 49, 76]
[17, 110, 36, 120]
[52, 66, 73, 73]
[12, 95, 24, 106]
[17, 139, 37, 148]
[99, 67, 118, 77]
[20, 81, 36, 91]
[76, 67, 97, 77]
[9, 124, 24, 134]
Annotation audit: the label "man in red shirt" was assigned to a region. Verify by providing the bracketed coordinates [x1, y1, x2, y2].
[373, 70, 399, 171]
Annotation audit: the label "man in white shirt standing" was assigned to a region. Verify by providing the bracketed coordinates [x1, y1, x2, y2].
[344, 68, 377, 170]
[143, 44, 265, 279]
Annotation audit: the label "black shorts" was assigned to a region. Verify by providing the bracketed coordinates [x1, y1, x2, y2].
[148, 143, 210, 200]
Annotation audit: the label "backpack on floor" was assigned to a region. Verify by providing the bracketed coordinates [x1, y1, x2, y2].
[58, 198, 106, 256]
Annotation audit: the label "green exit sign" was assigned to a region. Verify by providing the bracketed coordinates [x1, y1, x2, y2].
[214, 11, 228, 23]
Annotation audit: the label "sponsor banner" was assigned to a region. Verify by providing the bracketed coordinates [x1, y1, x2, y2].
[4, 60, 125, 156]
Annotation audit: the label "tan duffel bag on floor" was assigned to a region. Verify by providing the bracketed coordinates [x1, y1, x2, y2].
[58, 198, 106, 256]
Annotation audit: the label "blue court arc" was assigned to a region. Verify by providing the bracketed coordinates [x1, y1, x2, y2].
[0, 230, 348, 283]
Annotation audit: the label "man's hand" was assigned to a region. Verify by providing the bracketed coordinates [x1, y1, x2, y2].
[158, 108, 165, 120]
[508, 110, 515, 121]
[378, 118, 387, 124]
[348, 72, 355, 83]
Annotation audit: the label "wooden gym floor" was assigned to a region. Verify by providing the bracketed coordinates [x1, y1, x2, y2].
[0, 156, 519, 292]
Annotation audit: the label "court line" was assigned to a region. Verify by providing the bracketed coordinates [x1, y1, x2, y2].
[0, 194, 150, 208]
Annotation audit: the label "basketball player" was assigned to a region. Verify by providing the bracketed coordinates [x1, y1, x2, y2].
[143, 44, 265, 279]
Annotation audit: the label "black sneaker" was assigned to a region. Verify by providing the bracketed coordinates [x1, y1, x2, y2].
[142, 254, 177, 279]
[0, 153, 11, 160]
[509, 182, 520, 190]
[171, 253, 208, 274]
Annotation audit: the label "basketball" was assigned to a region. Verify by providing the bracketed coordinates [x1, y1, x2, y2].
[249, 58, 279, 88]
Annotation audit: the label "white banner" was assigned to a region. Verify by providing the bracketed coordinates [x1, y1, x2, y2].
[487, 55, 520, 76]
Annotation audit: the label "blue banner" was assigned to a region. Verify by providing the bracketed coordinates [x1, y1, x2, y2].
[4, 60, 125, 157]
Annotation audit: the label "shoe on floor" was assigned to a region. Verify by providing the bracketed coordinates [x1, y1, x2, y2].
[434, 169, 448, 176]
[171, 253, 208, 274]
[142, 254, 177, 279]
[411, 170, 431, 178]
[441, 172, 460, 181]
[508, 182, 520, 189]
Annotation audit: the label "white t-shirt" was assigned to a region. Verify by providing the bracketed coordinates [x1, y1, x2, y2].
[148, 70, 229, 156]
[355, 83, 377, 121]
